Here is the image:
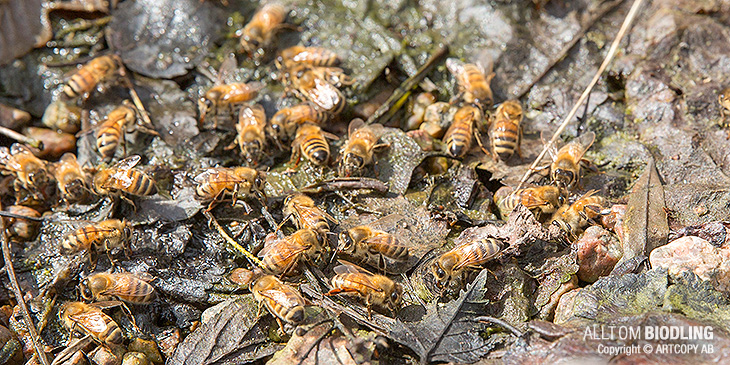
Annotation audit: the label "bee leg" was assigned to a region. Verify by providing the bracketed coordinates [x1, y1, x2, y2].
[104, 241, 117, 269]
[119, 301, 144, 334]
[472, 128, 492, 159]
[517, 126, 524, 161]
[119, 194, 137, 211]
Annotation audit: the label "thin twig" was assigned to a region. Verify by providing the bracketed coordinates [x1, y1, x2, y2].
[203, 211, 265, 269]
[471, 316, 525, 338]
[119, 67, 156, 131]
[516, 0, 646, 190]
[1, 213, 50, 365]
[0, 126, 43, 150]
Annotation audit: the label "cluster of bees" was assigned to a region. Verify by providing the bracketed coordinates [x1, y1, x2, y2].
[0, 0, 647, 362]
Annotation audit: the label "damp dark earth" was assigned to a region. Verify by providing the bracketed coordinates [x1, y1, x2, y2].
[2, 0, 730, 364]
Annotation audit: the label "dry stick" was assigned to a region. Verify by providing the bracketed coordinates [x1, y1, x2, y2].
[0, 217, 50, 365]
[514, 0, 624, 100]
[516, 0, 646, 190]
[0, 126, 43, 149]
[203, 210, 265, 269]
[119, 68, 157, 132]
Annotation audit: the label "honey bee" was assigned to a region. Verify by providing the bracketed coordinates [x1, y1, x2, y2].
[226, 104, 267, 165]
[50, 152, 89, 204]
[495, 185, 564, 219]
[443, 105, 482, 158]
[291, 123, 338, 166]
[199, 82, 263, 126]
[193, 166, 266, 211]
[551, 190, 609, 235]
[326, 260, 402, 318]
[406, 92, 436, 130]
[337, 225, 409, 269]
[59, 219, 132, 259]
[445, 58, 495, 108]
[258, 228, 322, 276]
[59, 302, 123, 345]
[3, 205, 41, 242]
[80, 272, 155, 304]
[338, 119, 387, 177]
[42, 100, 83, 134]
[432, 238, 503, 289]
[490, 100, 523, 161]
[548, 132, 595, 190]
[251, 275, 306, 329]
[276, 45, 341, 70]
[94, 101, 157, 162]
[288, 65, 345, 114]
[93, 155, 158, 200]
[282, 193, 333, 235]
[719, 87, 730, 126]
[269, 103, 329, 144]
[64, 55, 123, 99]
[0, 143, 52, 200]
[240, 2, 287, 55]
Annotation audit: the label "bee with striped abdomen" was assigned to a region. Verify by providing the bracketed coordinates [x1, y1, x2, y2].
[338, 119, 387, 177]
[59, 302, 123, 345]
[50, 152, 89, 204]
[259, 228, 323, 276]
[551, 190, 609, 236]
[548, 132, 596, 191]
[495, 185, 564, 220]
[281, 193, 333, 236]
[269, 103, 329, 145]
[0, 143, 52, 201]
[226, 104, 267, 165]
[290, 123, 337, 166]
[193, 166, 266, 211]
[326, 260, 402, 318]
[251, 275, 306, 330]
[432, 238, 502, 289]
[80, 272, 155, 304]
[445, 58, 495, 108]
[60, 219, 133, 261]
[276, 45, 340, 70]
[63, 55, 123, 99]
[240, 2, 287, 55]
[490, 100, 523, 161]
[337, 225, 409, 270]
[443, 105, 482, 158]
[288, 65, 345, 115]
[93, 155, 157, 203]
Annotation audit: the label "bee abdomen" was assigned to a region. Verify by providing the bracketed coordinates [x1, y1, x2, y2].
[492, 122, 519, 160]
[103, 323, 123, 345]
[302, 137, 330, 165]
[97, 129, 122, 161]
[445, 125, 472, 158]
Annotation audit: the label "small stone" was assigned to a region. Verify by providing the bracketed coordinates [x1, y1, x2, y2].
[575, 226, 623, 282]
[553, 288, 582, 325]
[650, 235, 730, 293]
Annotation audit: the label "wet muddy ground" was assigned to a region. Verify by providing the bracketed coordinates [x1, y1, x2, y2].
[2, 0, 730, 364]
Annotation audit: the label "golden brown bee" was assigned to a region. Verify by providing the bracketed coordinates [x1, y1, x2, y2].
[490, 100, 523, 161]
[59, 302, 123, 345]
[93, 155, 158, 199]
[0, 143, 52, 200]
[495, 185, 564, 219]
[290, 123, 337, 166]
[42, 100, 83, 134]
[226, 104, 267, 165]
[443, 105, 481, 158]
[64, 55, 123, 99]
[199, 82, 262, 126]
[548, 132, 595, 190]
[282, 193, 332, 235]
[3, 205, 41, 242]
[337, 225, 409, 269]
[251, 275, 306, 328]
[193, 166, 266, 211]
[276, 45, 341, 70]
[406, 92, 436, 130]
[326, 260, 402, 318]
[240, 2, 287, 54]
[288, 65, 345, 114]
[269, 103, 329, 144]
[432, 238, 502, 289]
[59, 219, 133, 258]
[338, 119, 387, 177]
[95, 103, 136, 162]
[258, 228, 322, 276]
[80, 272, 155, 304]
[719, 87, 730, 126]
[50, 152, 89, 203]
[445, 58, 495, 108]
[551, 190, 609, 235]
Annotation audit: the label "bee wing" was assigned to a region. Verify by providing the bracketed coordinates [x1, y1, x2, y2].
[574, 131, 596, 158]
[333, 259, 374, 275]
[69, 310, 110, 333]
[258, 235, 310, 260]
[10, 143, 33, 155]
[445, 58, 464, 76]
[321, 130, 340, 141]
[259, 289, 301, 307]
[540, 130, 560, 161]
[310, 78, 341, 111]
[451, 240, 503, 271]
[347, 118, 366, 137]
[102, 277, 154, 298]
[361, 233, 408, 250]
[111, 155, 141, 170]
[217, 54, 238, 85]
